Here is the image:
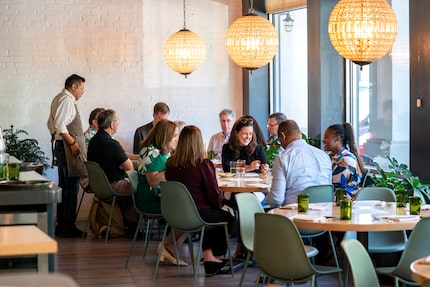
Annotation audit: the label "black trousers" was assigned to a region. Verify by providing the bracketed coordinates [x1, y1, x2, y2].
[198, 208, 235, 257]
[54, 141, 79, 230]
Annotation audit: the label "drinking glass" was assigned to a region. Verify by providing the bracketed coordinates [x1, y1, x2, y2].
[335, 188, 346, 206]
[395, 188, 407, 208]
[8, 163, 20, 180]
[229, 161, 238, 175]
[409, 196, 422, 215]
[340, 199, 352, 220]
[0, 152, 9, 181]
[298, 193, 309, 212]
[236, 160, 246, 179]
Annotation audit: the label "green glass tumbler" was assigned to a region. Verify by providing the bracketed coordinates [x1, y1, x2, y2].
[340, 199, 352, 220]
[336, 188, 346, 206]
[409, 196, 422, 215]
[298, 193, 309, 212]
[395, 188, 407, 208]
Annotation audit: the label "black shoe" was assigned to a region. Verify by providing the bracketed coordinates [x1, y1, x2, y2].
[57, 227, 87, 238]
[204, 260, 227, 276]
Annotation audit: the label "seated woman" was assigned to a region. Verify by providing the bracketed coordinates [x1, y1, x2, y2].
[221, 116, 269, 174]
[323, 122, 365, 198]
[135, 119, 187, 266]
[165, 125, 235, 276]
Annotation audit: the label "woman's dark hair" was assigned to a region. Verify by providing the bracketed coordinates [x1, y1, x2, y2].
[227, 116, 258, 158]
[327, 122, 365, 174]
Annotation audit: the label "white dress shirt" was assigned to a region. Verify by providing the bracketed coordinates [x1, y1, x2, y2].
[265, 139, 332, 207]
[47, 89, 77, 140]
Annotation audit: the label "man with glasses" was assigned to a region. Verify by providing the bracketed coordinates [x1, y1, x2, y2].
[267, 112, 287, 144]
[88, 109, 134, 196]
[133, 102, 170, 154]
[207, 109, 236, 159]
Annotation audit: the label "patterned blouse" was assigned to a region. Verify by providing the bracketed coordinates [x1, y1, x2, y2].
[328, 147, 363, 197]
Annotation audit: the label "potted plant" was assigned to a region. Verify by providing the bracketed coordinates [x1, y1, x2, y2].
[3, 125, 48, 174]
[369, 156, 430, 203]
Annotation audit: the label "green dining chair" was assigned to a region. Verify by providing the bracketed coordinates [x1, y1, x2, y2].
[375, 217, 430, 287]
[154, 181, 234, 286]
[341, 239, 381, 287]
[254, 213, 343, 287]
[83, 161, 131, 243]
[236, 193, 319, 287]
[301, 184, 339, 268]
[124, 170, 163, 267]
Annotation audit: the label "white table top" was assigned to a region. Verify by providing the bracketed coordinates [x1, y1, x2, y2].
[218, 172, 271, 193]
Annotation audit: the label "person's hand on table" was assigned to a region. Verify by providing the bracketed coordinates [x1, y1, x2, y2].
[260, 163, 269, 174]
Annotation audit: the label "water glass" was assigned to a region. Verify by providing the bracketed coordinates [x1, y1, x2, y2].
[298, 193, 309, 212]
[340, 199, 352, 220]
[229, 161, 238, 175]
[335, 188, 346, 206]
[409, 196, 422, 215]
[395, 188, 407, 208]
[236, 160, 246, 179]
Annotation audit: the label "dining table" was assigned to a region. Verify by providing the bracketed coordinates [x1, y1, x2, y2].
[269, 200, 430, 248]
[217, 171, 271, 193]
[410, 256, 430, 284]
[0, 165, 62, 272]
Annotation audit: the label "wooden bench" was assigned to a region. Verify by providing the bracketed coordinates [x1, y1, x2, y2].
[0, 225, 57, 272]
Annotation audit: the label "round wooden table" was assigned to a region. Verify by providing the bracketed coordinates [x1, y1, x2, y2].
[410, 256, 430, 284]
[269, 201, 426, 248]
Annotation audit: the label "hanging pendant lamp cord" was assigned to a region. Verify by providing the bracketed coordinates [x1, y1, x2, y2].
[249, 0, 254, 14]
[183, 0, 186, 29]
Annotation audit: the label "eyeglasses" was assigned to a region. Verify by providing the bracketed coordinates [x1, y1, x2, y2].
[240, 118, 253, 124]
[267, 123, 279, 127]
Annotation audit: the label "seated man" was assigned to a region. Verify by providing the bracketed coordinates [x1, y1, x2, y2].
[265, 119, 332, 207]
[207, 108, 235, 159]
[88, 109, 136, 233]
[133, 102, 170, 154]
[266, 112, 287, 145]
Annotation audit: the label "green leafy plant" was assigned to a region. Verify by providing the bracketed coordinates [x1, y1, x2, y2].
[3, 125, 48, 164]
[370, 156, 430, 203]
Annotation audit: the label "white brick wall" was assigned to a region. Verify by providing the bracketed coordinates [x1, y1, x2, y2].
[0, 0, 243, 181]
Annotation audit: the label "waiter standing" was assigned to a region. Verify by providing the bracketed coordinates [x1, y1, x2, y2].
[48, 74, 87, 237]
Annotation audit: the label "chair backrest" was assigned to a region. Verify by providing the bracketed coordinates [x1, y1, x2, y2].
[392, 217, 430, 280]
[355, 187, 395, 201]
[126, 170, 138, 193]
[85, 161, 116, 200]
[341, 239, 381, 287]
[236, 193, 265, 252]
[160, 181, 204, 232]
[254, 213, 314, 281]
[303, 184, 334, 203]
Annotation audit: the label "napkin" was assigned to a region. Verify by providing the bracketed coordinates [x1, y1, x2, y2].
[309, 203, 329, 211]
[280, 203, 298, 209]
[247, 183, 270, 188]
[292, 214, 326, 222]
[376, 215, 420, 222]
[421, 204, 430, 210]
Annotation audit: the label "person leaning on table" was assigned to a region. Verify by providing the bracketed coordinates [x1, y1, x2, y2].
[265, 119, 332, 207]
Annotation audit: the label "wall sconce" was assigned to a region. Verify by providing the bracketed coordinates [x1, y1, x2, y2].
[283, 12, 294, 32]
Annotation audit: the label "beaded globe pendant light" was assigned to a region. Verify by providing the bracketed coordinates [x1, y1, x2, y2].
[225, 0, 279, 71]
[328, 0, 398, 69]
[163, 0, 206, 78]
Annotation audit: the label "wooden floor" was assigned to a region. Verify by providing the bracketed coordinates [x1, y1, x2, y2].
[54, 228, 336, 287]
[49, 221, 393, 287]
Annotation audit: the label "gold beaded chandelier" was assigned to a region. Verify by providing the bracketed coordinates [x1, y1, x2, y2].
[163, 0, 206, 78]
[225, 0, 279, 71]
[328, 0, 398, 69]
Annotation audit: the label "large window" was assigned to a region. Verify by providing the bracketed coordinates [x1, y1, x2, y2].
[348, 0, 410, 167]
[271, 2, 410, 168]
[271, 9, 308, 135]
